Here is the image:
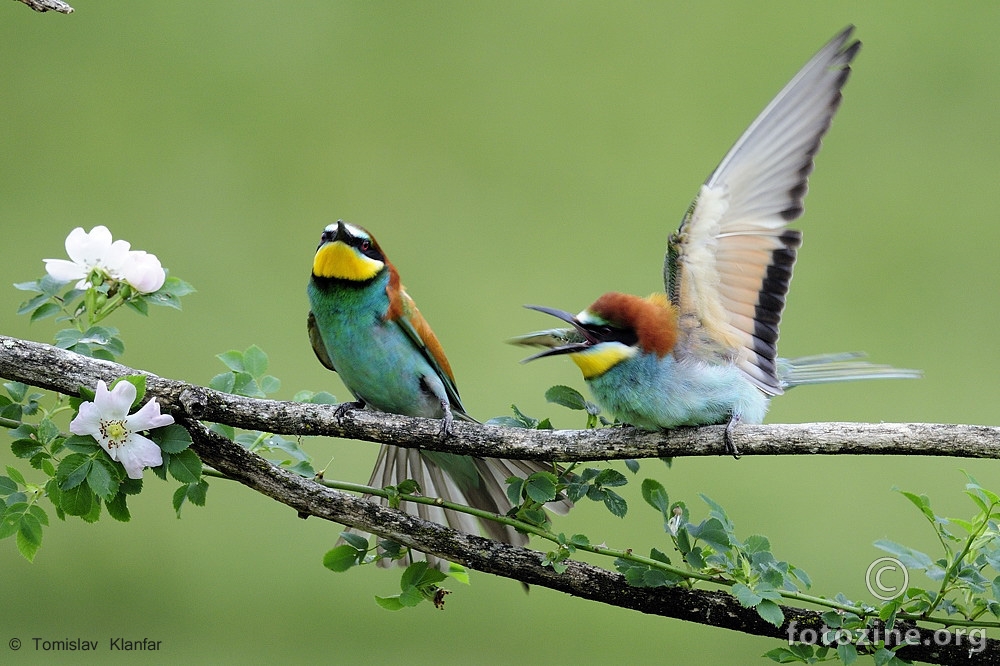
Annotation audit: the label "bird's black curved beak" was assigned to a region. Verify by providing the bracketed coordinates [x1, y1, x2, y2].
[520, 304, 597, 361]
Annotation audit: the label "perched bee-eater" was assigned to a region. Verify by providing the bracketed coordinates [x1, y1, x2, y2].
[308, 220, 566, 565]
[512, 27, 919, 455]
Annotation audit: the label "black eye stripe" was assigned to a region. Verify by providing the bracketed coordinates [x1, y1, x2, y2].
[354, 237, 383, 262]
[584, 324, 638, 347]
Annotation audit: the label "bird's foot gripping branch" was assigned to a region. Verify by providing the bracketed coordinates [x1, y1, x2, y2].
[4, 226, 1000, 666]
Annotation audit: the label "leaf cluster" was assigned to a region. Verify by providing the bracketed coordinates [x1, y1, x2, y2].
[2, 376, 200, 560]
[209, 345, 332, 477]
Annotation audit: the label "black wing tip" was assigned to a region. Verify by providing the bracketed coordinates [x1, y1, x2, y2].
[780, 28, 861, 219]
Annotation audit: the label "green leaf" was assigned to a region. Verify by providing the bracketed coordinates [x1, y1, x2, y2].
[544, 385, 588, 410]
[216, 350, 245, 373]
[171, 485, 188, 516]
[641, 568, 671, 587]
[152, 424, 193, 453]
[485, 416, 524, 428]
[171, 480, 208, 517]
[594, 468, 627, 487]
[30, 302, 61, 322]
[699, 494, 732, 527]
[447, 562, 470, 585]
[209, 372, 236, 394]
[400, 561, 429, 589]
[524, 471, 558, 504]
[732, 582, 762, 608]
[397, 586, 424, 607]
[36, 418, 61, 446]
[185, 479, 208, 506]
[624, 459, 640, 474]
[762, 646, 808, 663]
[305, 391, 338, 405]
[167, 449, 202, 484]
[59, 483, 94, 517]
[641, 478, 670, 516]
[36, 456, 56, 476]
[603, 490, 628, 518]
[27, 504, 48, 527]
[506, 476, 524, 507]
[5, 466, 26, 486]
[54, 328, 85, 349]
[145, 276, 195, 310]
[13, 280, 42, 293]
[873, 539, 935, 570]
[260, 375, 280, 395]
[125, 297, 149, 316]
[394, 479, 419, 495]
[61, 434, 100, 454]
[510, 404, 539, 429]
[639, 550, 667, 568]
[16, 514, 42, 562]
[231, 372, 264, 398]
[105, 491, 131, 522]
[5, 381, 28, 402]
[374, 595, 405, 611]
[86, 457, 120, 501]
[341, 532, 369, 551]
[16, 292, 49, 315]
[243, 345, 269, 378]
[120, 477, 143, 495]
[57, 453, 93, 490]
[417, 566, 447, 587]
[0, 503, 26, 539]
[837, 643, 858, 665]
[895, 488, 936, 522]
[755, 599, 784, 627]
[744, 534, 771, 554]
[689, 517, 731, 551]
[324, 544, 363, 572]
[0, 476, 17, 496]
[378, 539, 406, 561]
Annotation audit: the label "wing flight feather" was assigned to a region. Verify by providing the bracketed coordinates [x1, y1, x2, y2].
[665, 26, 860, 394]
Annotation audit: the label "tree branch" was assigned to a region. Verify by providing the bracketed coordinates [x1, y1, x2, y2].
[3, 333, 1000, 664]
[13, 0, 73, 13]
[181, 419, 1000, 665]
[1, 335, 998, 461]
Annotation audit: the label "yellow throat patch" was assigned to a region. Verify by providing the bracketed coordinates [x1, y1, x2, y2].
[313, 241, 384, 281]
[570, 344, 636, 379]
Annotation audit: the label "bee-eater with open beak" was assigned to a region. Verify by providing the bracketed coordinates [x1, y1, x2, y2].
[511, 27, 919, 455]
[308, 220, 568, 566]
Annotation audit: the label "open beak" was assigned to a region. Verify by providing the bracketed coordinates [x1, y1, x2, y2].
[517, 305, 597, 362]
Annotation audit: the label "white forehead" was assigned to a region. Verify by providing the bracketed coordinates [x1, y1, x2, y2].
[324, 221, 370, 240]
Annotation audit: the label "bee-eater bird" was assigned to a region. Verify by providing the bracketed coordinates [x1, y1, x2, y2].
[308, 220, 567, 565]
[511, 27, 919, 455]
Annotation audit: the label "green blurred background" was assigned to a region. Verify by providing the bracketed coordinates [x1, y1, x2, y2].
[2, 2, 998, 663]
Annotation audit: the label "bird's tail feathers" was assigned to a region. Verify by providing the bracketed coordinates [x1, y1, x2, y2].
[344, 444, 570, 570]
[778, 352, 921, 389]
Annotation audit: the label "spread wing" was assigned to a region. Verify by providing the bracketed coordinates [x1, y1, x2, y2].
[664, 26, 860, 395]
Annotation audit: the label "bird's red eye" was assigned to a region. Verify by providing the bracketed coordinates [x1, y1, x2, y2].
[360, 240, 370, 251]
